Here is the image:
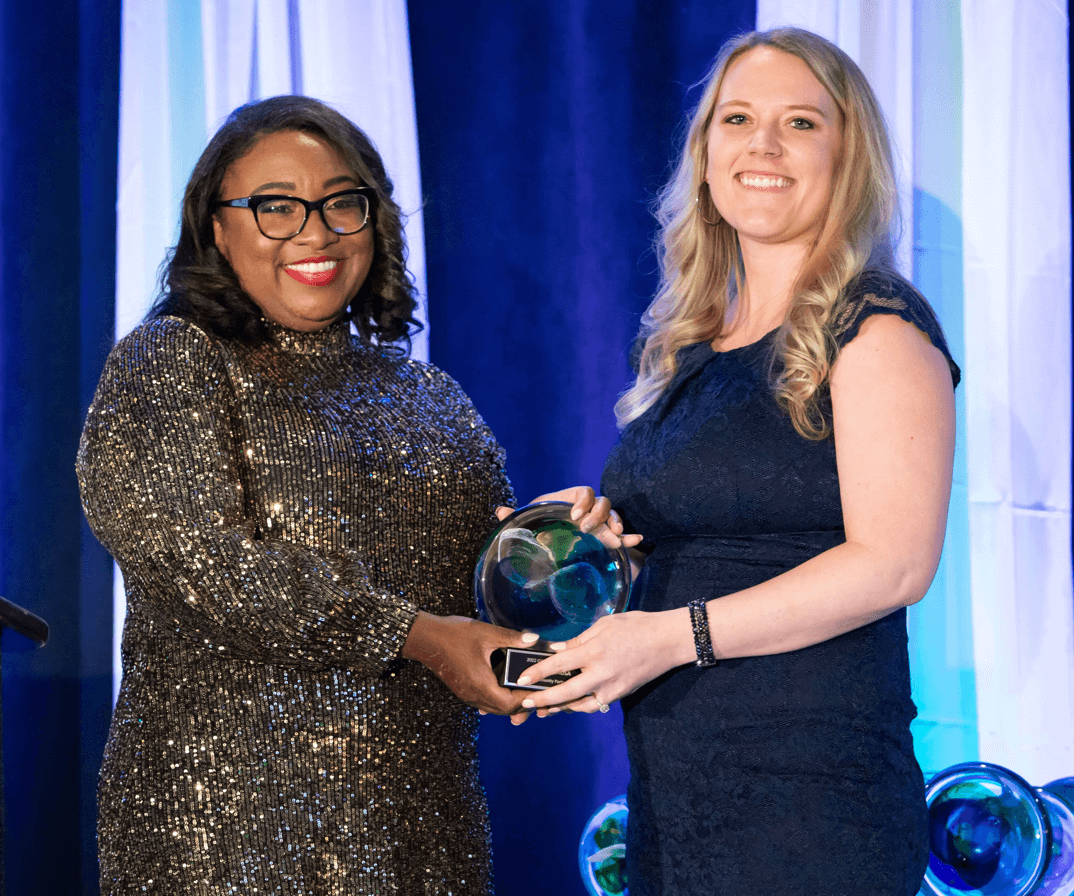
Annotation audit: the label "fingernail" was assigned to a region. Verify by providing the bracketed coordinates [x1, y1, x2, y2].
[522, 698, 535, 708]
[549, 707, 561, 714]
[571, 506, 583, 520]
[521, 631, 539, 644]
[550, 642, 566, 651]
[478, 710, 486, 715]
[517, 675, 531, 686]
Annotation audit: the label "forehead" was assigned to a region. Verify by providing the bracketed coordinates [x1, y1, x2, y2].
[221, 130, 355, 193]
[717, 46, 837, 115]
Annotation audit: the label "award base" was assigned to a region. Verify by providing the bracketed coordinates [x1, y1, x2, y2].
[490, 647, 579, 690]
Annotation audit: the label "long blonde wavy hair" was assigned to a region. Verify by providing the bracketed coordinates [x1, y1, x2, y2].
[615, 27, 898, 439]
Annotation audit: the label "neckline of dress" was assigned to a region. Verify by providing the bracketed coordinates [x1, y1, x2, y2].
[263, 319, 354, 356]
[704, 325, 780, 356]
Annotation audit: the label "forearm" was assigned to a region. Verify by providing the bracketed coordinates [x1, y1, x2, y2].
[522, 539, 938, 713]
[120, 537, 419, 669]
[700, 539, 935, 661]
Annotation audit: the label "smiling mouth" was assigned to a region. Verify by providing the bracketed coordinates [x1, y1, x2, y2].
[284, 258, 341, 286]
[738, 174, 793, 190]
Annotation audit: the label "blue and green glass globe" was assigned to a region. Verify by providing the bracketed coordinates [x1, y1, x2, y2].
[579, 795, 629, 896]
[474, 501, 632, 642]
[922, 762, 1050, 896]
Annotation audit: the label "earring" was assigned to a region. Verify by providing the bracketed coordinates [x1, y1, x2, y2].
[695, 183, 720, 226]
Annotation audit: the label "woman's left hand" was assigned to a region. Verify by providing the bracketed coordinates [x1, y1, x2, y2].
[496, 485, 642, 550]
[511, 608, 694, 715]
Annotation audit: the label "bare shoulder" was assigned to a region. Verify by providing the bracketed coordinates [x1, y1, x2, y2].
[832, 313, 954, 395]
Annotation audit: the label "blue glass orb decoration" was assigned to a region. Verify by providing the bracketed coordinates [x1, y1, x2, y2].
[475, 502, 631, 642]
[921, 762, 1050, 896]
[1034, 779, 1074, 896]
[578, 795, 629, 896]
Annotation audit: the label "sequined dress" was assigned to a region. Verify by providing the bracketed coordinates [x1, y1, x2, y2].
[601, 273, 961, 896]
[77, 316, 512, 895]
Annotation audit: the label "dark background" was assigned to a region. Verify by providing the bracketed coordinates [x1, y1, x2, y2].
[0, 0, 120, 893]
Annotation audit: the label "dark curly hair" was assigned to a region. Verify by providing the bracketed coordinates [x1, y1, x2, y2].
[149, 95, 421, 353]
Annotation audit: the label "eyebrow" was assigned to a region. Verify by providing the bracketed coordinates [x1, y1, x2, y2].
[717, 100, 831, 119]
[251, 174, 360, 194]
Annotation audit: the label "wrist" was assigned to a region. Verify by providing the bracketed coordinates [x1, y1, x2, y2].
[666, 607, 698, 668]
[401, 611, 443, 665]
[686, 599, 719, 667]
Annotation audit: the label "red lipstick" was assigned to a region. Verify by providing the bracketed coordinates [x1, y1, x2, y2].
[284, 256, 341, 287]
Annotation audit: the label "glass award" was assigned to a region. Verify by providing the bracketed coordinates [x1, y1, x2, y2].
[474, 501, 631, 689]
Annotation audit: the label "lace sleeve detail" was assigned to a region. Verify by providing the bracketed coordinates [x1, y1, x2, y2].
[830, 271, 961, 387]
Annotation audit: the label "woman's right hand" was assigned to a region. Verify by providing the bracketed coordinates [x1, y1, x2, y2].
[401, 612, 535, 717]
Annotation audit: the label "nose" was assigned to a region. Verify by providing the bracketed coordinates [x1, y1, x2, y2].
[749, 120, 782, 157]
[292, 208, 339, 248]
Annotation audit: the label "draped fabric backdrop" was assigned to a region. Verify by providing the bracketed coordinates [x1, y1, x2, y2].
[960, 0, 1074, 782]
[0, 2, 120, 893]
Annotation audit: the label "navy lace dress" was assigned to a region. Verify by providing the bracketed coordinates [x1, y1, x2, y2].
[601, 272, 960, 896]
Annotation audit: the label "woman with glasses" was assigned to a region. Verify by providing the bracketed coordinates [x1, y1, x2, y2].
[521, 28, 960, 895]
[77, 95, 629, 894]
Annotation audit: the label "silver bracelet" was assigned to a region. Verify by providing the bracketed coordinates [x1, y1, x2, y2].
[688, 598, 718, 667]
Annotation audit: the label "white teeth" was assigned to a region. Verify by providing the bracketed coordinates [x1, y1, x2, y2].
[739, 174, 791, 189]
[287, 260, 338, 273]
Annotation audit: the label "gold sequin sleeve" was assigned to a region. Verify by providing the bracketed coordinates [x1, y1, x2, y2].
[76, 318, 418, 672]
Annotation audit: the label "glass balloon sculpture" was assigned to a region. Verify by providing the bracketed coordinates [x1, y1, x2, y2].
[1034, 778, 1074, 896]
[579, 795, 629, 896]
[922, 762, 1051, 896]
[474, 502, 632, 642]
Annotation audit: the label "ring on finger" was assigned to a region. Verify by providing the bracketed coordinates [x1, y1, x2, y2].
[597, 701, 611, 713]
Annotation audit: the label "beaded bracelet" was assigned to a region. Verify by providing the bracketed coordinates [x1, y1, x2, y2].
[687, 598, 718, 667]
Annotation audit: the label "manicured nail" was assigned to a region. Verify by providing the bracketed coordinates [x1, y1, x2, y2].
[549, 707, 561, 714]
[522, 698, 535, 708]
[571, 506, 583, 520]
[517, 675, 531, 686]
[550, 642, 566, 651]
[478, 710, 486, 715]
[521, 631, 539, 644]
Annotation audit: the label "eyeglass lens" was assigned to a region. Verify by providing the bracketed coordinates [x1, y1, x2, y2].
[255, 193, 370, 239]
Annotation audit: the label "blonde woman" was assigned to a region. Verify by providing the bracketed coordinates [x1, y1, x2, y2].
[522, 28, 959, 895]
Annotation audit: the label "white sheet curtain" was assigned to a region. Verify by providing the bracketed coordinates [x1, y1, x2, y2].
[961, 0, 1073, 782]
[757, 0, 1074, 781]
[114, 0, 427, 696]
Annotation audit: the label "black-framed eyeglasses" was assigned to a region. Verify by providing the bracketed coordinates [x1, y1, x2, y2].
[215, 187, 375, 240]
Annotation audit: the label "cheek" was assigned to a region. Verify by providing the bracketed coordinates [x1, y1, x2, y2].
[221, 231, 277, 283]
[351, 235, 376, 280]
[704, 139, 723, 179]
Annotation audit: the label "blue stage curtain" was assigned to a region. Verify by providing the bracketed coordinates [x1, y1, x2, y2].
[0, 0, 120, 892]
[407, 2, 754, 892]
